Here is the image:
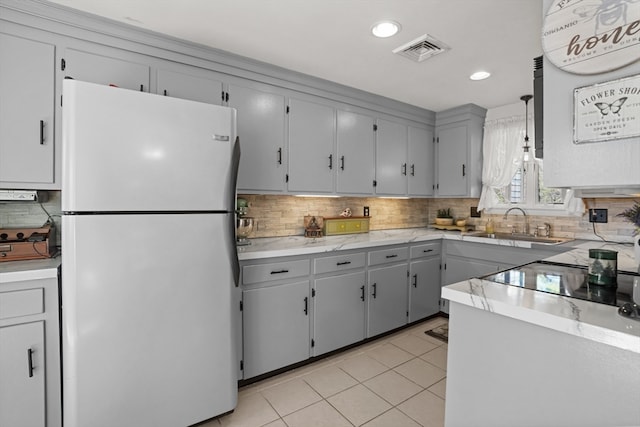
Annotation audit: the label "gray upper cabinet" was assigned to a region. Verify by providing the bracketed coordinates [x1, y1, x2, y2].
[408, 126, 434, 197]
[436, 125, 468, 196]
[63, 48, 150, 92]
[375, 119, 434, 197]
[156, 66, 222, 104]
[287, 97, 335, 194]
[375, 118, 408, 195]
[435, 104, 486, 198]
[336, 110, 375, 195]
[0, 33, 55, 187]
[229, 82, 287, 193]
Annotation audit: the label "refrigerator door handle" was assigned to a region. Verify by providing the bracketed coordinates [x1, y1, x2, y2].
[228, 136, 241, 287]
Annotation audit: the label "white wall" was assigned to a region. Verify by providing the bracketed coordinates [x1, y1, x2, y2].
[542, 0, 640, 189]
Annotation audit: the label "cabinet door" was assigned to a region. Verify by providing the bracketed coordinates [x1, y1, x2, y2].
[367, 264, 408, 337]
[64, 48, 150, 91]
[409, 258, 441, 322]
[156, 67, 222, 104]
[444, 257, 499, 286]
[229, 83, 286, 192]
[375, 118, 407, 195]
[0, 33, 55, 185]
[0, 321, 45, 427]
[336, 110, 375, 195]
[408, 126, 434, 197]
[243, 281, 310, 378]
[314, 271, 366, 356]
[287, 98, 335, 193]
[437, 124, 467, 196]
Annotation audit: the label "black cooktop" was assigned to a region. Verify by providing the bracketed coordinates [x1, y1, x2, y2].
[482, 261, 639, 308]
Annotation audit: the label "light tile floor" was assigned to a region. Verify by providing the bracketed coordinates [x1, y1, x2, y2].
[203, 316, 448, 427]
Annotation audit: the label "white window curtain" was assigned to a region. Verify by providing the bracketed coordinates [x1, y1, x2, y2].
[477, 116, 525, 211]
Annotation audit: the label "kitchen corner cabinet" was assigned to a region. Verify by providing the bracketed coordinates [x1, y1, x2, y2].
[440, 240, 564, 313]
[375, 119, 434, 197]
[367, 246, 409, 337]
[156, 66, 223, 104]
[287, 97, 335, 194]
[63, 47, 150, 92]
[336, 110, 375, 195]
[230, 82, 287, 193]
[241, 258, 311, 378]
[408, 242, 441, 322]
[0, 33, 55, 187]
[435, 104, 486, 197]
[0, 273, 61, 427]
[312, 252, 367, 356]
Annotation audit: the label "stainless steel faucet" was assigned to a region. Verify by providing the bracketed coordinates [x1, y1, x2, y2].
[503, 207, 529, 235]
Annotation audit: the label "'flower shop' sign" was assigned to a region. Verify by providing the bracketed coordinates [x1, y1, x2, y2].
[542, 0, 640, 74]
[574, 73, 640, 143]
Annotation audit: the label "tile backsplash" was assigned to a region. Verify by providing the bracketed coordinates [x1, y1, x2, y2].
[1, 192, 637, 245]
[239, 194, 639, 243]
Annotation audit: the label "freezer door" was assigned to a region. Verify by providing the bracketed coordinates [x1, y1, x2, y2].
[62, 79, 237, 212]
[61, 213, 237, 427]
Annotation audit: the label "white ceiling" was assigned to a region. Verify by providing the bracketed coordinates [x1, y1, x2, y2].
[46, 0, 543, 113]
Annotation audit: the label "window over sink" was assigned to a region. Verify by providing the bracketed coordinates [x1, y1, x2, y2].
[478, 112, 583, 216]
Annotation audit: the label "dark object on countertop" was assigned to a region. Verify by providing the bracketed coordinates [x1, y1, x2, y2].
[618, 303, 640, 321]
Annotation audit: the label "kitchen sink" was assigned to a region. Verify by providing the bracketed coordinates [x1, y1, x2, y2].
[465, 231, 574, 245]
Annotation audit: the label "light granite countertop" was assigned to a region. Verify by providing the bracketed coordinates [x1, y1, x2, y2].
[442, 239, 640, 354]
[237, 227, 577, 261]
[0, 256, 61, 283]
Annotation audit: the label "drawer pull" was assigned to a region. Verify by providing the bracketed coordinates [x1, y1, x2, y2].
[360, 285, 365, 301]
[336, 261, 351, 266]
[372, 283, 377, 299]
[423, 249, 433, 253]
[385, 254, 398, 259]
[304, 297, 308, 315]
[270, 269, 289, 275]
[277, 147, 282, 165]
[27, 348, 34, 378]
[412, 274, 418, 288]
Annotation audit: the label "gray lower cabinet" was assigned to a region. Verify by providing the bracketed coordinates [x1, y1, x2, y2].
[0, 274, 60, 427]
[313, 270, 366, 356]
[367, 246, 410, 337]
[0, 32, 55, 187]
[409, 242, 442, 322]
[0, 321, 45, 427]
[242, 280, 310, 379]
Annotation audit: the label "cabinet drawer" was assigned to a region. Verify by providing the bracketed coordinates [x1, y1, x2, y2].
[410, 242, 441, 258]
[368, 246, 409, 266]
[242, 259, 310, 285]
[314, 252, 366, 274]
[0, 288, 44, 320]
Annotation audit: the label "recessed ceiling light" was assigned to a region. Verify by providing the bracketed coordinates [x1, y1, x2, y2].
[371, 20, 401, 38]
[470, 71, 491, 81]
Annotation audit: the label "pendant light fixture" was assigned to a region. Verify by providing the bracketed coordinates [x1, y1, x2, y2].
[521, 94, 533, 162]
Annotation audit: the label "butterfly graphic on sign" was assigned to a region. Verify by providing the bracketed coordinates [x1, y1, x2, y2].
[594, 97, 627, 118]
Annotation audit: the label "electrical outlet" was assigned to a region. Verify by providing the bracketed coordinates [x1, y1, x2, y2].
[589, 208, 608, 223]
[470, 206, 481, 218]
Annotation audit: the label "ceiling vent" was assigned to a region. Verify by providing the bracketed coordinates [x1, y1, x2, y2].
[392, 34, 450, 62]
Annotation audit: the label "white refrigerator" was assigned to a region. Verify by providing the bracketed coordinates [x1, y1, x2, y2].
[61, 80, 239, 427]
